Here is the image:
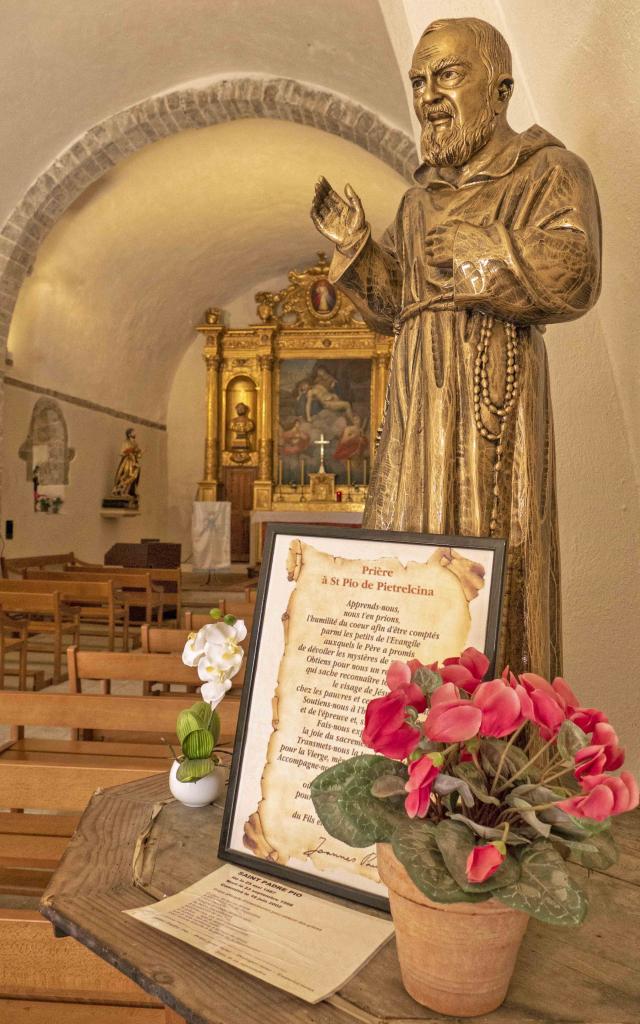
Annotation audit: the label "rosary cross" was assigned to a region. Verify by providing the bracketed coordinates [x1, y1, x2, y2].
[314, 433, 329, 473]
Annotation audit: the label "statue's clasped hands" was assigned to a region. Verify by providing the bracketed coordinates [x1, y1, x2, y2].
[311, 177, 367, 252]
[424, 222, 461, 272]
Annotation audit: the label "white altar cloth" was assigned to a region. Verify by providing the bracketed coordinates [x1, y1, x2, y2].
[192, 501, 231, 569]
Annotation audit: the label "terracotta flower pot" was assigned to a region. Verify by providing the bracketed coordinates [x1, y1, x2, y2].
[377, 842, 529, 1017]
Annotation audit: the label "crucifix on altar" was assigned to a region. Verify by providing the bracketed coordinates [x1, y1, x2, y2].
[307, 431, 336, 503]
[314, 433, 329, 474]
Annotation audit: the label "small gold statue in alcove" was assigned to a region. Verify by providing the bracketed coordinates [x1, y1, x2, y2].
[229, 402, 255, 461]
[311, 17, 602, 677]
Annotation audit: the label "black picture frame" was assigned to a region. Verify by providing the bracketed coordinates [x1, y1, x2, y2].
[219, 524, 506, 911]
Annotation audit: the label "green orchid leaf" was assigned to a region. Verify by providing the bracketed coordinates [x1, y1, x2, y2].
[391, 819, 489, 904]
[449, 814, 530, 845]
[176, 757, 215, 782]
[435, 820, 520, 893]
[452, 762, 500, 805]
[552, 830, 618, 870]
[176, 709, 205, 745]
[556, 720, 589, 762]
[494, 839, 587, 926]
[311, 756, 408, 847]
[182, 729, 215, 760]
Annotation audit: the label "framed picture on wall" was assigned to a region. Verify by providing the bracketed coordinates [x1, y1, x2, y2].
[219, 524, 506, 909]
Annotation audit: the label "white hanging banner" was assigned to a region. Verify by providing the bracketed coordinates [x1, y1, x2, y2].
[191, 501, 231, 569]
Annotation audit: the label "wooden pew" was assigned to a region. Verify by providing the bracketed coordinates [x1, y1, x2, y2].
[25, 570, 155, 649]
[0, 614, 27, 691]
[0, 578, 118, 652]
[67, 645, 210, 697]
[0, 593, 77, 688]
[67, 564, 182, 626]
[0, 683, 239, 1014]
[140, 624, 248, 693]
[0, 551, 95, 578]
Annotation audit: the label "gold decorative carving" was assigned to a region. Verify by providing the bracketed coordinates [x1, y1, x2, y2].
[255, 252, 366, 329]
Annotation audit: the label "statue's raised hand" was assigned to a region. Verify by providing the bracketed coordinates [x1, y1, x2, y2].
[311, 177, 366, 250]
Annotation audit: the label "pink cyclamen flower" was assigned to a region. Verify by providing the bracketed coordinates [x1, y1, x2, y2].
[473, 678, 534, 738]
[362, 688, 423, 760]
[441, 647, 490, 694]
[404, 755, 441, 818]
[551, 676, 579, 714]
[424, 683, 482, 743]
[385, 661, 427, 712]
[465, 842, 506, 884]
[558, 771, 639, 821]
[574, 723, 625, 780]
[571, 707, 609, 734]
[520, 673, 565, 739]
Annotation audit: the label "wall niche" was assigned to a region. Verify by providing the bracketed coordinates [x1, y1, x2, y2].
[19, 397, 75, 484]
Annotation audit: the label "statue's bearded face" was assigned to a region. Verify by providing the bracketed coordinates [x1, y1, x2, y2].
[410, 26, 497, 167]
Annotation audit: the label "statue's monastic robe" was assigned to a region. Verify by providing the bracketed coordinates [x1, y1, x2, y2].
[330, 126, 602, 677]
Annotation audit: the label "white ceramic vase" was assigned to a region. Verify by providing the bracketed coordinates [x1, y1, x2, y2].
[169, 761, 226, 808]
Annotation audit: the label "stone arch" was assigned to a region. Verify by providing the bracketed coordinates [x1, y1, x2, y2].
[0, 77, 417, 354]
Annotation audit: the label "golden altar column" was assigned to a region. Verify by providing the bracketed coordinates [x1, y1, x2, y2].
[196, 308, 225, 501]
[253, 325, 278, 512]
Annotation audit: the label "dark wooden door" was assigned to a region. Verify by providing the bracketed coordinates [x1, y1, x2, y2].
[220, 467, 257, 562]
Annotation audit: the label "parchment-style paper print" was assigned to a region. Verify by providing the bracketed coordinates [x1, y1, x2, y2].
[243, 540, 477, 884]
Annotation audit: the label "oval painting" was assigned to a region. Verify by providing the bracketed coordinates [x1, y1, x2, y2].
[309, 278, 337, 315]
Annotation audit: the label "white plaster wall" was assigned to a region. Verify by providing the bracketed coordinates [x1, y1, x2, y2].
[2, 386, 167, 563]
[378, 0, 640, 769]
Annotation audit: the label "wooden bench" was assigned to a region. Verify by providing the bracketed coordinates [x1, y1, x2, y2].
[0, 578, 118, 652]
[25, 570, 155, 649]
[67, 645, 213, 698]
[0, 613, 27, 690]
[0, 683, 239, 1015]
[67, 564, 183, 626]
[0, 590, 79, 688]
[143, 625, 248, 692]
[0, 551, 94, 578]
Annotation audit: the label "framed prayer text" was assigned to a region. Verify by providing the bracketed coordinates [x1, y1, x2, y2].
[220, 524, 506, 908]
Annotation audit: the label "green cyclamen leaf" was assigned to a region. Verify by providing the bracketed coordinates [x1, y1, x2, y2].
[553, 829, 618, 871]
[371, 774, 408, 799]
[556, 720, 589, 762]
[412, 667, 443, 697]
[311, 756, 408, 847]
[449, 814, 530, 845]
[391, 819, 489, 904]
[452, 762, 500, 805]
[176, 757, 215, 782]
[435, 819, 520, 893]
[494, 839, 587, 926]
[182, 729, 215, 760]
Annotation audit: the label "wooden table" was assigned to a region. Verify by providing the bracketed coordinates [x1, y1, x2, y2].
[40, 774, 640, 1024]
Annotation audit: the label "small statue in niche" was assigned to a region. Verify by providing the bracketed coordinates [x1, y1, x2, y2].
[111, 428, 142, 507]
[229, 403, 255, 462]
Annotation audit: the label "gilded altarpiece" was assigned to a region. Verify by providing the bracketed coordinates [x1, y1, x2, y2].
[195, 255, 392, 562]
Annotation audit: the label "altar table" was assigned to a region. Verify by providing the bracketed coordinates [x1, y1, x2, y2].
[250, 508, 363, 565]
[40, 774, 640, 1023]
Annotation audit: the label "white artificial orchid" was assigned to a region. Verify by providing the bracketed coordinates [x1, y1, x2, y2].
[181, 615, 248, 706]
[200, 672, 233, 709]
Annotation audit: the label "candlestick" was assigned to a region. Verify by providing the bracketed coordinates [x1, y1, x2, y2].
[299, 456, 305, 486]
[346, 459, 351, 487]
[363, 458, 368, 486]
[278, 458, 283, 487]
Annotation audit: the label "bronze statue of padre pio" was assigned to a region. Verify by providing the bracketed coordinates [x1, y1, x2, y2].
[311, 17, 601, 678]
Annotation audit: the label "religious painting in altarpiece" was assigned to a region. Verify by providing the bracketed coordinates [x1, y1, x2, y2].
[194, 254, 393, 550]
